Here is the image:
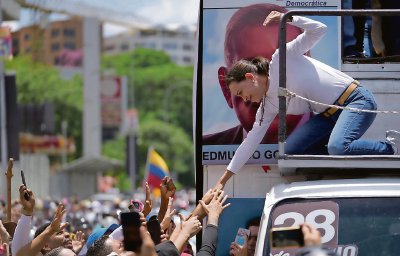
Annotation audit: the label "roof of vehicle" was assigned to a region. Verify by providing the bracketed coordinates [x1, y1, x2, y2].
[265, 177, 400, 207]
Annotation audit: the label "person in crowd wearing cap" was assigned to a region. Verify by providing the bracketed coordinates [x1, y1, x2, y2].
[86, 223, 119, 248]
[214, 11, 399, 190]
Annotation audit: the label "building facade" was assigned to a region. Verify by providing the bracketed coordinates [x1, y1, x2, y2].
[12, 18, 83, 66]
[103, 25, 196, 66]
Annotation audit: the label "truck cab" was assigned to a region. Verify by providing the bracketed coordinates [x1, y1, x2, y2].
[257, 178, 400, 256]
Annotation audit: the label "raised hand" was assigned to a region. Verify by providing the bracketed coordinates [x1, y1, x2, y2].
[302, 223, 321, 246]
[0, 220, 10, 255]
[199, 190, 230, 226]
[72, 230, 86, 254]
[19, 185, 35, 216]
[160, 177, 176, 199]
[203, 184, 223, 204]
[0, 221, 9, 244]
[230, 240, 247, 256]
[139, 226, 157, 256]
[180, 214, 202, 238]
[263, 11, 283, 26]
[48, 204, 68, 234]
[160, 197, 176, 231]
[142, 182, 153, 217]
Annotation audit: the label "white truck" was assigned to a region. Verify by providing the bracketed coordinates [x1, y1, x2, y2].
[196, 1, 400, 255]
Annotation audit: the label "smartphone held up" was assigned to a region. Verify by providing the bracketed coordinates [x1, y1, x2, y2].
[120, 211, 142, 253]
[235, 228, 250, 246]
[20, 170, 30, 201]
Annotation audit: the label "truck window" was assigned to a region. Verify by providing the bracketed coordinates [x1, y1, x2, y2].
[264, 197, 400, 256]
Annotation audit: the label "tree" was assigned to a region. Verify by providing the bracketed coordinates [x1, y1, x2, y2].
[5, 56, 84, 157]
[101, 48, 195, 186]
[136, 119, 194, 187]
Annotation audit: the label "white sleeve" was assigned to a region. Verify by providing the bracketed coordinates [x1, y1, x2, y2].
[227, 102, 275, 173]
[286, 16, 327, 55]
[11, 215, 32, 255]
[109, 226, 123, 241]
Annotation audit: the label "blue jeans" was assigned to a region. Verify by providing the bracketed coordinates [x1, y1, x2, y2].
[285, 85, 394, 155]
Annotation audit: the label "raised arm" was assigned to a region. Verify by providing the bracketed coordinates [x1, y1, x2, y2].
[285, 15, 327, 55]
[16, 204, 67, 256]
[264, 11, 327, 55]
[11, 185, 36, 255]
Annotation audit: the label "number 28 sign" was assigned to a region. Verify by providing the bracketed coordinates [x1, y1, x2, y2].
[271, 201, 339, 247]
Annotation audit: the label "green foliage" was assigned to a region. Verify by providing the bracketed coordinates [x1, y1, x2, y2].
[102, 136, 125, 161]
[7, 48, 195, 188]
[101, 48, 195, 187]
[4, 57, 84, 156]
[136, 119, 194, 187]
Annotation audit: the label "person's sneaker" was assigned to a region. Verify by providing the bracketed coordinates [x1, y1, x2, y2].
[386, 130, 400, 154]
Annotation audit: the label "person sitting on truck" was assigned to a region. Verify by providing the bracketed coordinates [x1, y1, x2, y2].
[215, 11, 400, 189]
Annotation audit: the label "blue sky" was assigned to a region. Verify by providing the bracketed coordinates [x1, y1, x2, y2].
[4, 0, 200, 37]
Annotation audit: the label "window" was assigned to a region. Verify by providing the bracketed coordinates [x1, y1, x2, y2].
[183, 56, 192, 63]
[163, 43, 177, 50]
[51, 43, 60, 52]
[140, 30, 157, 36]
[104, 45, 115, 51]
[51, 29, 60, 38]
[183, 44, 192, 51]
[24, 33, 31, 41]
[264, 197, 400, 256]
[63, 28, 76, 37]
[24, 47, 31, 53]
[120, 44, 129, 51]
[143, 42, 156, 49]
[63, 42, 76, 50]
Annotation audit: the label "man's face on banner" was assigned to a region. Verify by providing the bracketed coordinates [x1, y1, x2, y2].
[218, 15, 303, 132]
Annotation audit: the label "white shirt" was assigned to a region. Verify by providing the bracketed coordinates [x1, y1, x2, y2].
[11, 214, 32, 255]
[227, 15, 354, 173]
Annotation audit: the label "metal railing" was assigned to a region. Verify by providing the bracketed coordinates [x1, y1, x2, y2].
[278, 9, 400, 157]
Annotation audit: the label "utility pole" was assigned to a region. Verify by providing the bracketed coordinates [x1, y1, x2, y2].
[83, 17, 101, 157]
[0, 0, 8, 198]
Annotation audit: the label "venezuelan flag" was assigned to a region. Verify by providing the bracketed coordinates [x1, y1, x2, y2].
[146, 148, 170, 189]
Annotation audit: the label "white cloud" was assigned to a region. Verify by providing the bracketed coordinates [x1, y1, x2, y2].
[138, 0, 199, 25]
[103, 23, 129, 37]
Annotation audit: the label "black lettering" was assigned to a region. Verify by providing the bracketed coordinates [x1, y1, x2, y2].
[252, 150, 260, 159]
[217, 151, 227, 160]
[264, 150, 273, 159]
[203, 152, 209, 160]
[273, 150, 279, 159]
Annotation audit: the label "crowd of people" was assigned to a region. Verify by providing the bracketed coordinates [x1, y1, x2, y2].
[0, 175, 335, 256]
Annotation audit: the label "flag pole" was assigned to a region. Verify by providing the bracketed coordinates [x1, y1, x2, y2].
[143, 146, 153, 188]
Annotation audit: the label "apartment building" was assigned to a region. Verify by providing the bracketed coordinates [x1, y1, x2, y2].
[12, 18, 83, 66]
[103, 24, 196, 66]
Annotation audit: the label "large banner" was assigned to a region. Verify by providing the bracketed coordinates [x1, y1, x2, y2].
[201, 0, 340, 165]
